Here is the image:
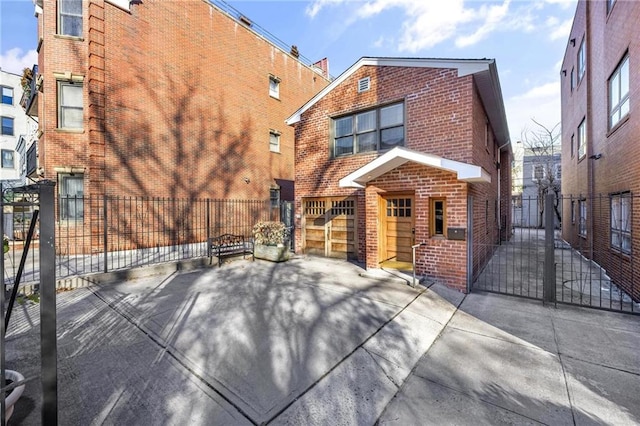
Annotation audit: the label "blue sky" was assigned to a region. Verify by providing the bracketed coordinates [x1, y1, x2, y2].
[0, 0, 578, 143]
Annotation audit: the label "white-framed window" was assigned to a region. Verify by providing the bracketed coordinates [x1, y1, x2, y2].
[1, 116, 14, 135]
[269, 76, 280, 99]
[269, 130, 280, 153]
[577, 38, 586, 82]
[577, 118, 586, 160]
[1, 86, 13, 105]
[59, 0, 83, 37]
[533, 164, 545, 181]
[332, 102, 404, 157]
[59, 173, 84, 221]
[1, 150, 14, 168]
[611, 193, 631, 254]
[58, 81, 83, 129]
[358, 77, 370, 93]
[609, 55, 629, 129]
[578, 199, 587, 237]
[270, 188, 280, 208]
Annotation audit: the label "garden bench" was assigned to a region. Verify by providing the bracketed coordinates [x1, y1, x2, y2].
[208, 234, 254, 267]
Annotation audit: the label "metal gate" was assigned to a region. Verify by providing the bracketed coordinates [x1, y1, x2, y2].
[473, 194, 639, 314]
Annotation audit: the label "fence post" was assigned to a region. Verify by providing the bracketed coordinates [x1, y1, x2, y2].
[544, 193, 556, 304]
[467, 195, 473, 292]
[103, 194, 108, 273]
[39, 180, 58, 424]
[206, 199, 211, 257]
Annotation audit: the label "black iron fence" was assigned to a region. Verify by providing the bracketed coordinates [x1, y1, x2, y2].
[3, 195, 288, 287]
[476, 193, 639, 314]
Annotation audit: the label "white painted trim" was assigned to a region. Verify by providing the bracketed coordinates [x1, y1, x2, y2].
[338, 146, 490, 188]
[105, 0, 131, 12]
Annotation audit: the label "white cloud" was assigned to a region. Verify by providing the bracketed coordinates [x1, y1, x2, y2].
[0, 48, 38, 75]
[548, 17, 573, 41]
[455, 0, 511, 48]
[506, 81, 561, 142]
[306, 0, 346, 18]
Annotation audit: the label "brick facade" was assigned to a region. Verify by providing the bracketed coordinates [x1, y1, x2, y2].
[290, 59, 511, 292]
[34, 0, 329, 201]
[560, 0, 640, 300]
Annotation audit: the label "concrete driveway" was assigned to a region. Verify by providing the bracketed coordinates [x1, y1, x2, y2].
[5, 256, 640, 425]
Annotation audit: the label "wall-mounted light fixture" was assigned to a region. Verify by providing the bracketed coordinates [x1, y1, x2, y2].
[570, 38, 576, 47]
[589, 153, 602, 160]
[562, 69, 567, 76]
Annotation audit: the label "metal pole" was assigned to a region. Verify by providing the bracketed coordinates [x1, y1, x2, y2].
[543, 193, 556, 304]
[411, 243, 426, 287]
[1, 183, 5, 424]
[103, 194, 108, 273]
[39, 181, 58, 425]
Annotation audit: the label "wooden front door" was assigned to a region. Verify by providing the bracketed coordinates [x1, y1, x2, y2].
[303, 197, 357, 259]
[380, 194, 415, 263]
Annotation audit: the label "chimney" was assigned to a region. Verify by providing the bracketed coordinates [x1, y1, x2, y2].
[312, 58, 330, 79]
[290, 45, 300, 58]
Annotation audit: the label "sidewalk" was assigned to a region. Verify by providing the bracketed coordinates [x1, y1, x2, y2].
[5, 256, 640, 425]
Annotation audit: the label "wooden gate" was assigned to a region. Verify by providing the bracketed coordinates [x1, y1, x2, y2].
[303, 197, 357, 259]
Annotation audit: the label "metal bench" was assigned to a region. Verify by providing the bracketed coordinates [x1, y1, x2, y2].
[208, 234, 254, 267]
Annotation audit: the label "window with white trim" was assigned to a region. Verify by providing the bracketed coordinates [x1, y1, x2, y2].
[270, 188, 280, 208]
[1, 86, 13, 105]
[1, 150, 14, 168]
[609, 55, 629, 129]
[332, 102, 404, 157]
[59, 0, 83, 37]
[611, 193, 631, 254]
[578, 199, 587, 237]
[59, 173, 84, 221]
[577, 118, 586, 160]
[269, 130, 280, 153]
[577, 38, 586, 82]
[533, 164, 544, 181]
[1, 116, 14, 135]
[269, 76, 280, 99]
[58, 81, 83, 129]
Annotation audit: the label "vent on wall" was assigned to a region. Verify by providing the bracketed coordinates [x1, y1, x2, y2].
[358, 77, 370, 93]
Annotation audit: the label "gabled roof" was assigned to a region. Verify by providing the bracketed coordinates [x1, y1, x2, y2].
[285, 56, 511, 150]
[338, 146, 491, 188]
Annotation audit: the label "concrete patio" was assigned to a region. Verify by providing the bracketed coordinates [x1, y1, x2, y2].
[4, 256, 640, 425]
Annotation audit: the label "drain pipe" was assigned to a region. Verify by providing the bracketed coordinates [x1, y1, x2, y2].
[412, 242, 427, 287]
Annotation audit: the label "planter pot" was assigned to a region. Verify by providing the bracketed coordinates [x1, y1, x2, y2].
[254, 244, 290, 262]
[4, 370, 25, 422]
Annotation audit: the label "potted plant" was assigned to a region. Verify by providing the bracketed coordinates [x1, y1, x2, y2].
[4, 369, 25, 421]
[252, 221, 290, 262]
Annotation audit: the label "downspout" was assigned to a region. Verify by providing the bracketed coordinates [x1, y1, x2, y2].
[585, 0, 594, 261]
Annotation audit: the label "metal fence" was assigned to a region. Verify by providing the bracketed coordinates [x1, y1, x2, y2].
[3, 195, 286, 287]
[475, 193, 639, 314]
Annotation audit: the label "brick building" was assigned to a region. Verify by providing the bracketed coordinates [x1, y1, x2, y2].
[23, 0, 329, 205]
[287, 58, 512, 292]
[560, 0, 639, 300]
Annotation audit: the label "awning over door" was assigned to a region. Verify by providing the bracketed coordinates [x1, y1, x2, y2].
[338, 146, 491, 188]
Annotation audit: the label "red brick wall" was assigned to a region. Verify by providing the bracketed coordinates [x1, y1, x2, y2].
[38, 0, 329, 202]
[294, 64, 504, 291]
[561, 0, 640, 300]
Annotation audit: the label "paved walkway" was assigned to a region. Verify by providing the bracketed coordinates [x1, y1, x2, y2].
[5, 256, 640, 425]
